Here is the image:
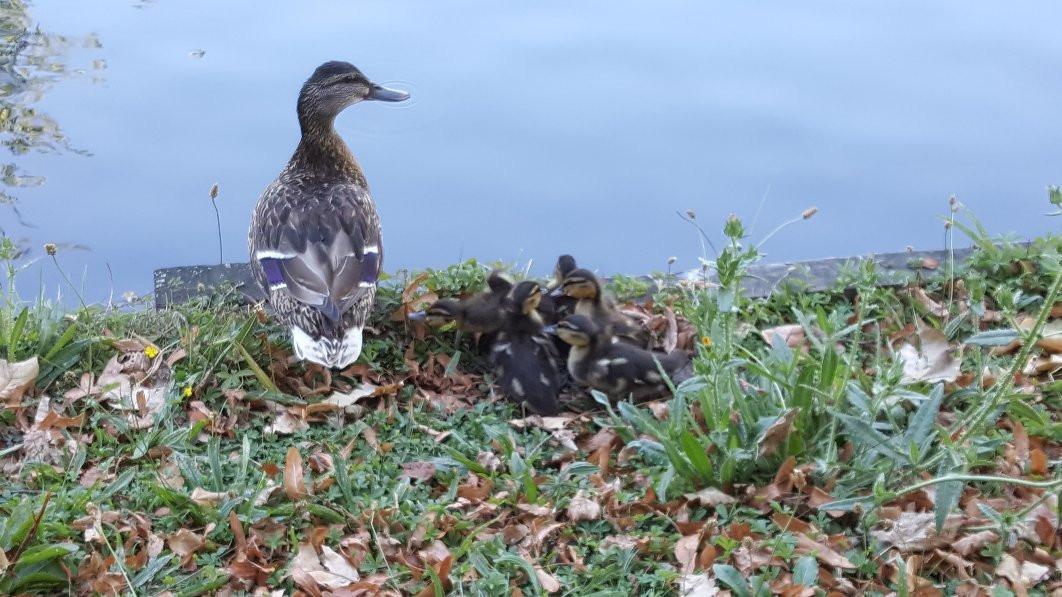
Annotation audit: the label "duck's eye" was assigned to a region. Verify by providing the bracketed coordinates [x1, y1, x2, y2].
[326, 75, 360, 88]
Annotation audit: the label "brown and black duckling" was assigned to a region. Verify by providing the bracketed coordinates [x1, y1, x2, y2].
[554, 268, 646, 345]
[553, 314, 689, 402]
[415, 270, 514, 334]
[248, 61, 409, 368]
[490, 280, 562, 415]
[547, 254, 579, 321]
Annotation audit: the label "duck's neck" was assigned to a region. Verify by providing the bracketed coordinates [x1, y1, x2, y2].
[292, 116, 367, 185]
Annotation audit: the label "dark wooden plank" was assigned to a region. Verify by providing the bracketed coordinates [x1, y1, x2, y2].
[154, 263, 263, 309]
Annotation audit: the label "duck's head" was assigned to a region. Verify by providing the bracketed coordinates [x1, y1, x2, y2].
[555, 268, 600, 300]
[423, 299, 463, 328]
[297, 61, 409, 125]
[510, 281, 542, 315]
[549, 254, 577, 289]
[486, 269, 515, 295]
[554, 314, 598, 347]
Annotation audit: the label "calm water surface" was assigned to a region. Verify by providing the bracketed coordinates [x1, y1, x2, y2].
[5, 1, 1062, 300]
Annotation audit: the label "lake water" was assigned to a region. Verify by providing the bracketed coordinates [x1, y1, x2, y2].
[4, 1, 1062, 302]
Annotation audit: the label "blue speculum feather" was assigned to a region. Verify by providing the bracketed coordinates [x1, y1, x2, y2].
[361, 252, 379, 284]
[260, 258, 286, 288]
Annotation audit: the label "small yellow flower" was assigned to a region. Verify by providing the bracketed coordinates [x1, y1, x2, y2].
[144, 345, 160, 359]
[182, 386, 193, 398]
[700, 335, 712, 348]
[44, 243, 57, 256]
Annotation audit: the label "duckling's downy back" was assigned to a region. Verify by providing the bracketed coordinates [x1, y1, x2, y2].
[490, 281, 563, 415]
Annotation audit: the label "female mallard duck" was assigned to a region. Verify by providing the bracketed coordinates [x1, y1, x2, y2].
[248, 61, 408, 368]
[490, 281, 562, 415]
[554, 268, 646, 345]
[553, 314, 688, 402]
[417, 270, 514, 334]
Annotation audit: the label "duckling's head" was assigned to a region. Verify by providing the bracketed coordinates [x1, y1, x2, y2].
[297, 61, 409, 128]
[554, 314, 598, 347]
[424, 299, 463, 328]
[558, 268, 600, 300]
[486, 269, 515, 295]
[510, 281, 542, 315]
[551, 255, 577, 287]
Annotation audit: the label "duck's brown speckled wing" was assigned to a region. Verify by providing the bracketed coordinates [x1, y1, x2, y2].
[249, 178, 382, 322]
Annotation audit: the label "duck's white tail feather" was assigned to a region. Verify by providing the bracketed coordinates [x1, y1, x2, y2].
[290, 324, 364, 369]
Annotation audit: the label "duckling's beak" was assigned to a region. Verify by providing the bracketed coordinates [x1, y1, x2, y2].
[548, 287, 565, 298]
[542, 325, 557, 335]
[406, 310, 427, 320]
[367, 84, 410, 102]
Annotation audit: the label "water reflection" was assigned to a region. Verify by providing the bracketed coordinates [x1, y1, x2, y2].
[5, 1, 1062, 303]
[0, 0, 103, 238]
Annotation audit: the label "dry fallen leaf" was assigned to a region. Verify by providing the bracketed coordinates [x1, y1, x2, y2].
[674, 533, 701, 575]
[323, 384, 377, 410]
[167, 528, 205, 564]
[1023, 354, 1062, 376]
[794, 532, 854, 569]
[872, 511, 961, 553]
[0, 356, 38, 407]
[414, 553, 454, 597]
[757, 408, 799, 458]
[284, 446, 308, 500]
[898, 317, 961, 384]
[98, 371, 170, 430]
[289, 542, 326, 591]
[679, 573, 720, 597]
[683, 487, 737, 508]
[265, 410, 308, 435]
[1036, 319, 1062, 353]
[911, 287, 946, 317]
[535, 566, 561, 593]
[996, 553, 1050, 590]
[566, 492, 602, 522]
[760, 324, 805, 349]
[515, 503, 554, 517]
[189, 488, 229, 507]
[398, 461, 437, 482]
[22, 396, 69, 464]
[319, 545, 360, 584]
[663, 306, 679, 354]
[509, 415, 579, 451]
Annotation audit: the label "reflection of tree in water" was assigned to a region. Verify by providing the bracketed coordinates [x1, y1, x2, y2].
[0, 0, 105, 234]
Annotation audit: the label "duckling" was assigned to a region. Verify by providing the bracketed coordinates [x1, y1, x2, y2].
[547, 254, 579, 321]
[554, 314, 689, 402]
[248, 61, 408, 368]
[490, 281, 562, 415]
[555, 268, 646, 345]
[418, 270, 513, 334]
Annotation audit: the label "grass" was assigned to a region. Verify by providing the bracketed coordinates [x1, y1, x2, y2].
[1, 199, 1062, 595]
